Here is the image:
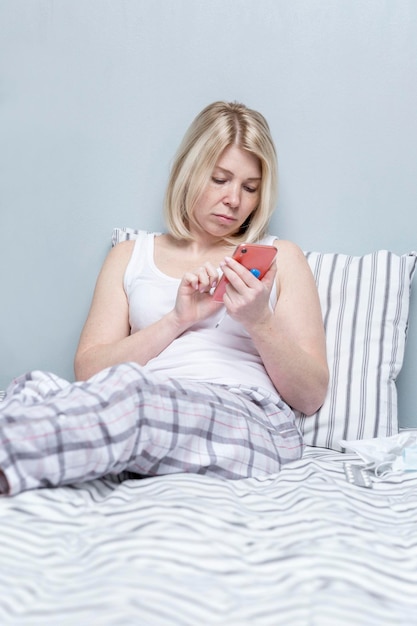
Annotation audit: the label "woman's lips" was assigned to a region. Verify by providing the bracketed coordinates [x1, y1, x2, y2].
[214, 213, 236, 223]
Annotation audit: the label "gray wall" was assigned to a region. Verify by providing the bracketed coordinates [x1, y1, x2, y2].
[1, 1, 417, 425]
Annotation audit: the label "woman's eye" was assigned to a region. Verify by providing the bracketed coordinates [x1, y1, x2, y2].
[212, 178, 226, 185]
[244, 186, 257, 193]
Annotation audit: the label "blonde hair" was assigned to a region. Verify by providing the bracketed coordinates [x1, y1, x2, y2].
[164, 101, 278, 243]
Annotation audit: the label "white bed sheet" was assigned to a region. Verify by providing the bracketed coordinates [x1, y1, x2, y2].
[1, 446, 417, 625]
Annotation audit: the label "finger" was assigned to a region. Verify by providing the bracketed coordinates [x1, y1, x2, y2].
[221, 257, 260, 291]
[182, 262, 219, 294]
[197, 262, 222, 292]
[182, 271, 201, 291]
[224, 256, 277, 288]
[219, 269, 246, 299]
[185, 265, 212, 294]
[194, 266, 211, 293]
[222, 264, 277, 310]
[203, 262, 221, 290]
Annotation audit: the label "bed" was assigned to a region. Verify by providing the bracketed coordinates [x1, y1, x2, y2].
[1, 237, 417, 625]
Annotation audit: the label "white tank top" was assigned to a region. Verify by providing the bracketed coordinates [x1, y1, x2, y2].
[124, 231, 280, 398]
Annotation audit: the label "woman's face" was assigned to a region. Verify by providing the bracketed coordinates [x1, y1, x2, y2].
[190, 144, 262, 240]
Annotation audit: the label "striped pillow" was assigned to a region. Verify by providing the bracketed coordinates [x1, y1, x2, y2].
[296, 250, 417, 451]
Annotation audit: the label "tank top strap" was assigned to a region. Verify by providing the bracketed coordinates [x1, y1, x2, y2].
[124, 230, 155, 294]
[259, 234, 279, 246]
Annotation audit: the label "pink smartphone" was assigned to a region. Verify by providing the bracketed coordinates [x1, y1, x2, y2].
[212, 243, 277, 302]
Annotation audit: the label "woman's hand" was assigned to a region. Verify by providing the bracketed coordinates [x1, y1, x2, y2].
[219, 255, 277, 329]
[231, 240, 329, 416]
[217, 245, 329, 415]
[174, 262, 223, 327]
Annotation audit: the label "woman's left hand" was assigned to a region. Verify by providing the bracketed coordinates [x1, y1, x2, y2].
[219, 256, 277, 329]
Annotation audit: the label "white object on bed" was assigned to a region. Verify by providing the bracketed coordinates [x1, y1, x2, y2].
[341, 431, 417, 475]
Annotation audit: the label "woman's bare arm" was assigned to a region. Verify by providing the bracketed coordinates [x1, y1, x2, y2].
[74, 241, 222, 381]
[219, 240, 329, 415]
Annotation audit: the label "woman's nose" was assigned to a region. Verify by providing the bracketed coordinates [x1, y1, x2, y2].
[224, 184, 240, 209]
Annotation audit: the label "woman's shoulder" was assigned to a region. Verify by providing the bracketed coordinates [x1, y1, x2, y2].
[263, 235, 304, 259]
[102, 240, 137, 279]
[272, 240, 311, 280]
[275, 239, 304, 254]
[109, 238, 136, 259]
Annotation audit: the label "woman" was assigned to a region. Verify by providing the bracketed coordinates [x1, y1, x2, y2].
[0, 101, 328, 496]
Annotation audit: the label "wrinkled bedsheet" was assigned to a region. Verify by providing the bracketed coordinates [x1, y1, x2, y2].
[1, 447, 417, 625]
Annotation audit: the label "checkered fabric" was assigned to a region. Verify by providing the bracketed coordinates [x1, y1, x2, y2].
[0, 363, 303, 495]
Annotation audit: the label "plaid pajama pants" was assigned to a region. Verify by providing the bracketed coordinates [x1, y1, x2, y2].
[0, 362, 304, 495]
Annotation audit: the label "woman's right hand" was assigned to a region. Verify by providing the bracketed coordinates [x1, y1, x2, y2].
[174, 262, 223, 327]
[75, 249, 222, 381]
